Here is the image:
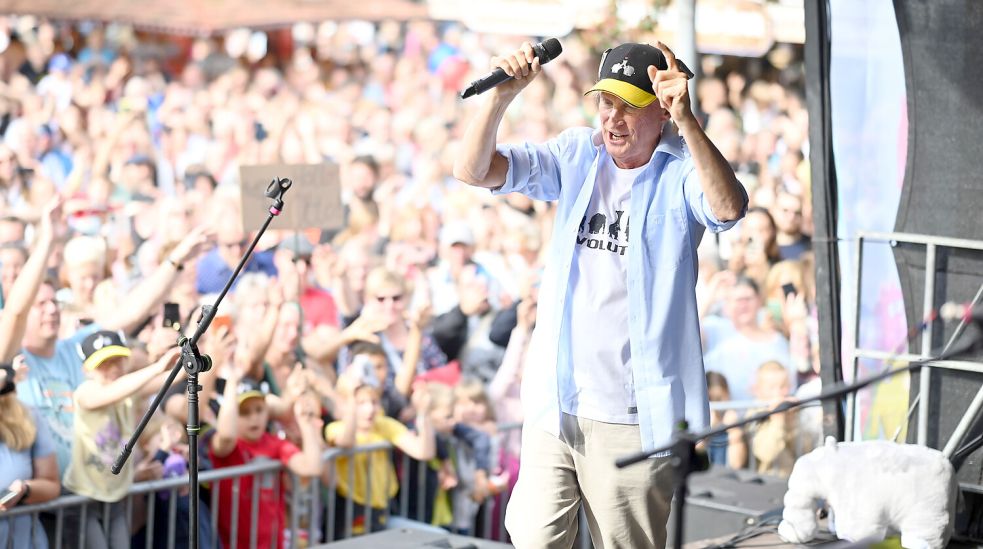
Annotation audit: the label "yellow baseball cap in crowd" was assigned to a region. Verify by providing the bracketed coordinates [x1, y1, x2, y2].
[78, 330, 131, 371]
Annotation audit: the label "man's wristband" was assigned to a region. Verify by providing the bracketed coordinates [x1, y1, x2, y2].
[165, 257, 184, 271]
[20, 481, 30, 504]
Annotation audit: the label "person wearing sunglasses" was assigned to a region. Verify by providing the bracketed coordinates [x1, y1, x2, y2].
[349, 268, 447, 388]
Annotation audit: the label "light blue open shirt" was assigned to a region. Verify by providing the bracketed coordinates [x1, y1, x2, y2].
[494, 123, 746, 452]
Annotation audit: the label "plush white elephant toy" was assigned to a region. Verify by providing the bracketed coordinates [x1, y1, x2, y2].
[778, 437, 958, 549]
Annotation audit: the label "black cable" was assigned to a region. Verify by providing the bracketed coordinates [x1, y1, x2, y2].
[699, 515, 782, 549]
[702, 521, 841, 549]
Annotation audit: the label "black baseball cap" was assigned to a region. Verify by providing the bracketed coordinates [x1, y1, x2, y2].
[78, 330, 131, 371]
[585, 43, 668, 109]
[236, 377, 267, 405]
[1, 362, 15, 395]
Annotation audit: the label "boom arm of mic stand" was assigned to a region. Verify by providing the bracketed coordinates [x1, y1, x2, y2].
[112, 177, 290, 549]
[111, 353, 185, 472]
[112, 203, 281, 473]
[617, 362, 920, 468]
[615, 331, 980, 549]
[617, 336, 980, 469]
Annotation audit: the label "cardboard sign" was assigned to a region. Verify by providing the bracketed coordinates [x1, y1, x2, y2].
[239, 163, 343, 232]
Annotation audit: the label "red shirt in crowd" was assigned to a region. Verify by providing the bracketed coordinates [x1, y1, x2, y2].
[210, 433, 300, 549]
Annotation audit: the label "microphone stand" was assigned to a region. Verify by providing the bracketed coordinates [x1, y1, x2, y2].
[616, 334, 983, 549]
[113, 177, 293, 549]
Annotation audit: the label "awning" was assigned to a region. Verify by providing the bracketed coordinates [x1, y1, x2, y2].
[0, 0, 430, 36]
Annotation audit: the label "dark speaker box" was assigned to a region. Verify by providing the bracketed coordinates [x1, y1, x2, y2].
[669, 467, 787, 546]
[892, 0, 983, 489]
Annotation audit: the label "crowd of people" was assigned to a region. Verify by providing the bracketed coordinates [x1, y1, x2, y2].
[0, 15, 817, 548]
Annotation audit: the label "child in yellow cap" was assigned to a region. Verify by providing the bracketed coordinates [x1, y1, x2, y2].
[64, 330, 181, 549]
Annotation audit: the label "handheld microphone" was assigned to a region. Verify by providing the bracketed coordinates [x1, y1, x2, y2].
[940, 302, 983, 323]
[460, 38, 563, 99]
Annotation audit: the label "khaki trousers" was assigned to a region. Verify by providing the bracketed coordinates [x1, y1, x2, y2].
[505, 413, 674, 548]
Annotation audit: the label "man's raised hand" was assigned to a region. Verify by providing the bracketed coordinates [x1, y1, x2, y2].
[648, 42, 694, 127]
[489, 42, 542, 98]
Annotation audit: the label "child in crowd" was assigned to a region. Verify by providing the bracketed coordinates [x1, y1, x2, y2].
[705, 371, 748, 469]
[325, 364, 435, 537]
[132, 414, 218, 549]
[455, 377, 510, 495]
[453, 377, 497, 436]
[451, 379, 502, 534]
[209, 361, 324, 549]
[140, 414, 190, 482]
[749, 361, 799, 476]
[423, 382, 492, 535]
[64, 331, 181, 549]
[347, 341, 414, 422]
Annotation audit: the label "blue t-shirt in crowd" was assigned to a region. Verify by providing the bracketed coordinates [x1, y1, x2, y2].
[195, 248, 277, 295]
[17, 323, 100, 476]
[701, 315, 793, 403]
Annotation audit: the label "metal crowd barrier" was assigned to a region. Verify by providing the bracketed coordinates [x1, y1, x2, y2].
[2, 406, 809, 549]
[1, 430, 521, 548]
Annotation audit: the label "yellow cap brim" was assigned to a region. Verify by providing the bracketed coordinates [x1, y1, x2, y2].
[585, 79, 658, 109]
[83, 346, 131, 370]
[237, 391, 265, 405]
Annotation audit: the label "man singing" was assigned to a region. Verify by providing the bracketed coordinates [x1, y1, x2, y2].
[454, 40, 747, 548]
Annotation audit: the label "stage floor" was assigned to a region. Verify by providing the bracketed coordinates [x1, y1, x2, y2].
[314, 527, 512, 548]
[684, 531, 981, 548]
[683, 530, 874, 548]
[314, 522, 978, 548]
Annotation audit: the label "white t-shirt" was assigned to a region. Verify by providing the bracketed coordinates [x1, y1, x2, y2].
[560, 156, 644, 424]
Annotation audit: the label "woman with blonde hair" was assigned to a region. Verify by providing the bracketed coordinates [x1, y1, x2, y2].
[0, 359, 61, 548]
[763, 259, 814, 377]
[56, 235, 111, 337]
[353, 267, 447, 381]
[762, 259, 809, 331]
[728, 207, 781, 289]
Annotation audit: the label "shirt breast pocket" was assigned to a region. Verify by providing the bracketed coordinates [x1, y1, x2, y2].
[646, 207, 691, 270]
